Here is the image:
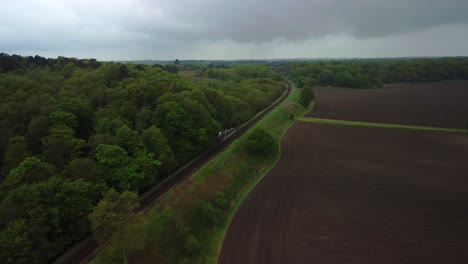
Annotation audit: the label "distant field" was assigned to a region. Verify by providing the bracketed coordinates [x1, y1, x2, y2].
[219, 122, 468, 264]
[307, 80, 468, 129]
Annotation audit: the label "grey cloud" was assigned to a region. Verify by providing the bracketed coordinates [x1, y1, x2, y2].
[148, 0, 468, 41]
[1, 0, 467, 59]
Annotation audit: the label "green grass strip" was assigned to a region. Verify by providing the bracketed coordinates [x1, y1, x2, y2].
[204, 85, 310, 264]
[300, 117, 468, 133]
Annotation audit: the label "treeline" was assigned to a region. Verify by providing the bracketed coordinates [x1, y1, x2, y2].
[0, 53, 284, 263]
[282, 57, 468, 88]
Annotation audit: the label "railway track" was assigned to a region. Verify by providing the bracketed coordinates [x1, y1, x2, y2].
[54, 80, 292, 264]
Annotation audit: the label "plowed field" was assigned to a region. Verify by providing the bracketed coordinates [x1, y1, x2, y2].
[307, 80, 468, 128]
[219, 122, 468, 264]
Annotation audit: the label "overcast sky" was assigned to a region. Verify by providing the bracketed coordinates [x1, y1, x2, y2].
[1, 0, 468, 60]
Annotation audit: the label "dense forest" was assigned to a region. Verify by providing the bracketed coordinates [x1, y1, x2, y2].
[280, 57, 468, 88]
[0, 53, 284, 263]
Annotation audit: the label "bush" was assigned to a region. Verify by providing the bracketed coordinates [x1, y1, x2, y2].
[289, 112, 295, 120]
[299, 86, 314, 107]
[201, 203, 220, 227]
[246, 128, 277, 155]
[214, 192, 229, 209]
[184, 235, 200, 253]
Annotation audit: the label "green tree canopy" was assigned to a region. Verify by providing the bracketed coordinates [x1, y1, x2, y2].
[25, 115, 49, 154]
[1, 136, 32, 177]
[3, 176, 100, 259]
[42, 126, 85, 168]
[0, 219, 37, 264]
[95, 144, 144, 191]
[89, 189, 147, 264]
[246, 128, 278, 156]
[116, 125, 143, 155]
[62, 158, 102, 182]
[49, 110, 77, 129]
[3, 157, 55, 188]
[142, 125, 175, 174]
[299, 86, 315, 107]
[0, 54, 286, 262]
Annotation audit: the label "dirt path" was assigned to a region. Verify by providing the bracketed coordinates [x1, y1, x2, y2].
[219, 122, 468, 264]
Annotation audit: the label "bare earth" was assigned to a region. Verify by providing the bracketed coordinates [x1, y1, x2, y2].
[219, 122, 468, 264]
[307, 80, 468, 128]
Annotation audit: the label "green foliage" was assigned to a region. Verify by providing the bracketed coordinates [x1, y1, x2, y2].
[335, 71, 356, 87]
[200, 202, 221, 228]
[0, 54, 285, 263]
[42, 126, 85, 168]
[289, 58, 468, 88]
[142, 126, 176, 174]
[214, 192, 229, 209]
[1, 136, 32, 176]
[62, 158, 102, 182]
[89, 189, 147, 263]
[184, 234, 200, 254]
[299, 86, 314, 107]
[95, 144, 143, 191]
[246, 128, 278, 155]
[49, 110, 78, 128]
[135, 107, 154, 130]
[93, 118, 125, 137]
[289, 112, 296, 120]
[3, 157, 55, 187]
[3, 176, 100, 260]
[116, 125, 143, 155]
[0, 219, 37, 264]
[25, 116, 49, 154]
[133, 149, 162, 188]
[94, 144, 128, 173]
[205, 68, 231, 80]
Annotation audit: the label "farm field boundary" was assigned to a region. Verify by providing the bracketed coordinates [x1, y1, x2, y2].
[300, 117, 468, 134]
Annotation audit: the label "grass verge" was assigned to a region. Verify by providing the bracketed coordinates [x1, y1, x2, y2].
[300, 117, 468, 134]
[91, 85, 308, 264]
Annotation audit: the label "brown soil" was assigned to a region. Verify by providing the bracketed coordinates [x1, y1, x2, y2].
[307, 80, 468, 128]
[219, 122, 468, 264]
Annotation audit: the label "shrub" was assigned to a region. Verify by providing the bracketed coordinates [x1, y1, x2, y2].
[214, 192, 229, 209]
[201, 203, 220, 227]
[184, 235, 200, 253]
[246, 128, 277, 155]
[299, 86, 314, 107]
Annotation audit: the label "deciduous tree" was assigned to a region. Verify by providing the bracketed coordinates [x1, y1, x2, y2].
[246, 128, 277, 156]
[299, 86, 314, 107]
[1, 136, 32, 176]
[0, 219, 37, 264]
[89, 189, 147, 264]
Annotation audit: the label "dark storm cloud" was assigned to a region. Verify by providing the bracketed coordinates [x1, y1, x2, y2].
[1, 0, 467, 59]
[146, 0, 468, 41]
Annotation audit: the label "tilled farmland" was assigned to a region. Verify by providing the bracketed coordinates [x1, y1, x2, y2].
[308, 80, 468, 129]
[219, 121, 468, 263]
